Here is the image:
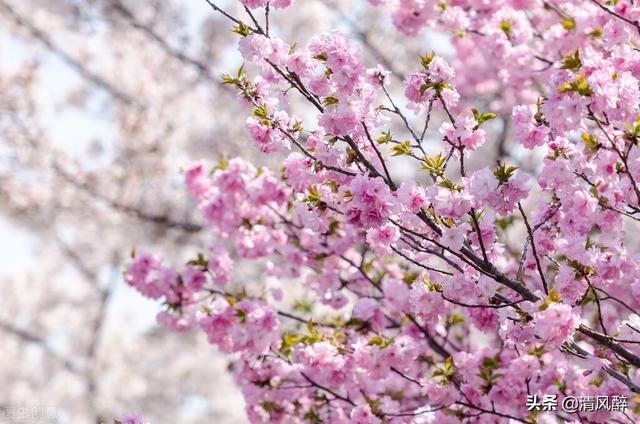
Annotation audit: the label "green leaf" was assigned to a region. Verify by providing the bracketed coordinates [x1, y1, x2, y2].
[447, 313, 465, 326]
[538, 287, 563, 311]
[235, 308, 248, 322]
[420, 81, 449, 96]
[306, 319, 315, 334]
[561, 17, 575, 31]
[528, 345, 545, 358]
[376, 130, 392, 144]
[437, 178, 459, 191]
[304, 185, 322, 205]
[187, 253, 208, 269]
[221, 73, 237, 85]
[500, 20, 512, 35]
[471, 108, 497, 127]
[328, 220, 340, 234]
[558, 72, 592, 96]
[293, 299, 313, 313]
[419, 82, 433, 96]
[561, 50, 581, 71]
[391, 140, 412, 156]
[402, 271, 420, 285]
[590, 27, 603, 38]
[567, 259, 595, 278]
[494, 162, 518, 185]
[323, 96, 339, 106]
[495, 215, 515, 231]
[252, 104, 269, 119]
[368, 335, 394, 348]
[433, 356, 457, 383]
[303, 410, 322, 424]
[444, 356, 454, 370]
[261, 401, 283, 413]
[421, 153, 446, 175]
[313, 52, 328, 61]
[420, 52, 436, 70]
[292, 120, 303, 133]
[232, 22, 251, 37]
[534, 97, 545, 124]
[581, 132, 599, 152]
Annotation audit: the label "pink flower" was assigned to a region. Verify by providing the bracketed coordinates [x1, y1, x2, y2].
[350, 405, 381, 424]
[391, 0, 432, 36]
[603, 21, 629, 48]
[352, 297, 387, 331]
[409, 282, 445, 325]
[397, 181, 427, 212]
[185, 162, 211, 200]
[318, 103, 359, 136]
[207, 245, 233, 287]
[466, 168, 498, 207]
[382, 277, 410, 315]
[239, 0, 267, 9]
[427, 185, 472, 218]
[556, 264, 587, 304]
[533, 303, 578, 346]
[296, 341, 348, 386]
[490, 171, 530, 214]
[120, 412, 145, 424]
[367, 64, 391, 86]
[423, 381, 457, 407]
[245, 116, 281, 153]
[238, 33, 272, 62]
[125, 254, 177, 300]
[348, 175, 395, 228]
[439, 113, 486, 152]
[157, 311, 193, 332]
[512, 104, 548, 149]
[469, 307, 498, 332]
[287, 52, 314, 77]
[404, 71, 429, 104]
[428, 56, 455, 82]
[271, 0, 294, 9]
[440, 223, 469, 251]
[182, 265, 206, 292]
[366, 224, 399, 254]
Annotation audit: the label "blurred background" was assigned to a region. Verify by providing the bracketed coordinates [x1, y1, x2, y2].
[0, 1, 533, 422]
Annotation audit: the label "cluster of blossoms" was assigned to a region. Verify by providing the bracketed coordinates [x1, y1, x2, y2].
[115, 412, 146, 424]
[123, 0, 640, 422]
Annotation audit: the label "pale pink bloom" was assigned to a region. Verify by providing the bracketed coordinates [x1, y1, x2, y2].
[239, 0, 267, 9]
[271, 0, 294, 8]
[157, 311, 193, 332]
[352, 297, 387, 331]
[397, 181, 427, 212]
[428, 56, 456, 82]
[366, 224, 399, 254]
[207, 245, 233, 288]
[182, 265, 206, 292]
[409, 282, 445, 325]
[350, 404, 381, 424]
[533, 303, 578, 345]
[440, 224, 468, 251]
[467, 168, 498, 206]
[120, 412, 145, 424]
[238, 33, 272, 61]
[366, 64, 390, 86]
[184, 162, 211, 200]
